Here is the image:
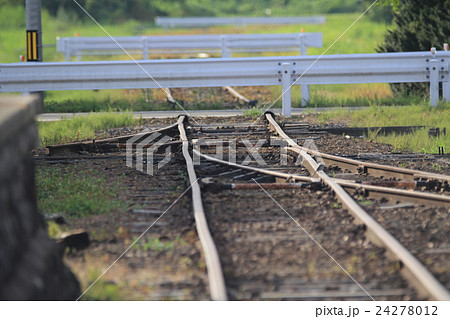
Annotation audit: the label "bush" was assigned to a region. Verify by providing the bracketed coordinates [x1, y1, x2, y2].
[378, 0, 450, 97]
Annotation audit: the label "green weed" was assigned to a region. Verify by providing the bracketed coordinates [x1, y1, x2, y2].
[38, 111, 135, 146]
[80, 269, 121, 301]
[243, 107, 263, 118]
[319, 103, 450, 153]
[36, 166, 127, 218]
[133, 235, 187, 252]
[46, 221, 64, 238]
[331, 202, 342, 208]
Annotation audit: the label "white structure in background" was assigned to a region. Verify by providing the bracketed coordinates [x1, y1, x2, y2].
[154, 16, 326, 29]
[57, 33, 322, 60]
[57, 33, 323, 106]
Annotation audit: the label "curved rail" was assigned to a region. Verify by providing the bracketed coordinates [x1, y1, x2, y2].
[177, 116, 228, 301]
[265, 112, 450, 301]
[194, 149, 450, 208]
[46, 121, 180, 155]
[277, 130, 450, 183]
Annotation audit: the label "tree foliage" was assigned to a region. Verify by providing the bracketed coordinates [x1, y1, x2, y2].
[13, 0, 366, 23]
[363, 0, 394, 23]
[378, 0, 450, 97]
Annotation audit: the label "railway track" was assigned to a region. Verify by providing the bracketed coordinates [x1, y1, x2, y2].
[37, 114, 450, 301]
[179, 113, 450, 300]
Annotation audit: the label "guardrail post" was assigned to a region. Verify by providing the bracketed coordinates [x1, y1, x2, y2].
[64, 38, 70, 61]
[221, 36, 231, 58]
[299, 36, 307, 56]
[443, 82, 450, 102]
[142, 37, 148, 59]
[281, 62, 292, 117]
[429, 58, 439, 107]
[301, 84, 310, 107]
[443, 59, 450, 102]
[298, 34, 310, 107]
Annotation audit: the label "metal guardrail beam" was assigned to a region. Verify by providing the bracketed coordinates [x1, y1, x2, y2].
[1, 51, 449, 112]
[154, 16, 326, 28]
[57, 33, 323, 60]
[57, 33, 322, 106]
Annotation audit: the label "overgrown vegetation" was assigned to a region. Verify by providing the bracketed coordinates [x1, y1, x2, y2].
[133, 235, 187, 252]
[80, 268, 121, 301]
[318, 103, 450, 153]
[38, 112, 135, 146]
[243, 107, 263, 118]
[36, 166, 127, 218]
[46, 221, 64, 238]
[301, 89, 425, 108]
[378, 0, 450, 97]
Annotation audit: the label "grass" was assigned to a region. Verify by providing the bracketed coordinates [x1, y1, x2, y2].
[0, 6, 140, 64]
[80, 268, 122, 301]
[318, 103, 450, 153]
[133, 235, 187, 252]
[301, 85, 423, 108]
[38, 111, 135, 146]
[42, 91, 230, 113]
[36, 166, 127, 218]
[47, 221, 64, 238]
[243, 107, 263, 118]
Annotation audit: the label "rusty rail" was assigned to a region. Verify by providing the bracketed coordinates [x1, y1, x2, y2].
[177, 116, 228, 301]
[46, 121, 179, 155]
[265, 112, 450, 301]
[279, 138, 450, 183]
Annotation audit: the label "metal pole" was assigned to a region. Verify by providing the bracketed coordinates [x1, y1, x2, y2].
[281, 62, 292, 117]
[26, 0, 42, 62]
[142, 37, 149, 60]
[299, 34, 310, 107]
[221, 35, 231, 58]
[25, 0, 44, 106]
[429, 59, 439, 107]
[443, 44, 450, 102]
[443, 82, 450, 102]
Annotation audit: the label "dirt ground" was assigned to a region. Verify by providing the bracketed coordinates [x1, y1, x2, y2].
[35, 114, 449, 300]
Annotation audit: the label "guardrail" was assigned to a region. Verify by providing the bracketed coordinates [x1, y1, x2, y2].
[56, 33, 322, 106]
[57, 33, 323, 60]
[155, 16, 326, 29]
[1, 51, 448, 115]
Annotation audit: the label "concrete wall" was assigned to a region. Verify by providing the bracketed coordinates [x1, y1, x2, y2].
[0, 96, 80, 300]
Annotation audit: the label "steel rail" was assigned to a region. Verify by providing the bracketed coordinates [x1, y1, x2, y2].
[196, 147, 450, 208]
[265, 112, 450, 300]
[284, 147, 450, 208]
[284, 142, 450, 183]
[45, 121, 180, 155]
[177, 116, 228, 301]
[192, 148, 319, 183]
[337, 180, 450, 208]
